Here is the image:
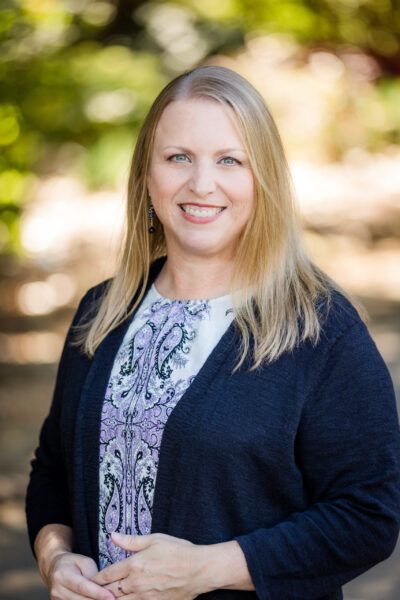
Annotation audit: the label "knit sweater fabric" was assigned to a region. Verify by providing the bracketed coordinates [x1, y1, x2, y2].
[26, 255, 400, 600]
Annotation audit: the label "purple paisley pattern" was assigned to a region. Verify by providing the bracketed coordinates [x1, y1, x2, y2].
[98, 284, 234, 567]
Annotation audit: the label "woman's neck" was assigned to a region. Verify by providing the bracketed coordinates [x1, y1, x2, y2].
[154, 254, 234, 301]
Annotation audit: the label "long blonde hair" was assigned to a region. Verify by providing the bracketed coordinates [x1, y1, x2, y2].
[73, 65, 364, 373]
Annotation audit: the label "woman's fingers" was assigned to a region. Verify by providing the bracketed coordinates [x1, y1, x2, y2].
[52, 570, 115, 600]
[54, 587, 97, 600]
[78, 556, 102, 580]
[92, 560, 130, 587]
[103, 579, 128, 598]
[94, 532, 159, 588]
[73, 576, 115, 600]
[111, 532, 151, 551]
[48, 552, 115, 600]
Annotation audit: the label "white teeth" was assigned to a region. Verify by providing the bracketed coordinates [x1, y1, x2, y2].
[181, 204, 224, 217]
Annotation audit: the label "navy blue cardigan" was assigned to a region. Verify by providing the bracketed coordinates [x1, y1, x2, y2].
[26, 255, 400, 600]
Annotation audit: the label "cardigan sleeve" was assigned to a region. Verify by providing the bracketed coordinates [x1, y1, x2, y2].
[25, 287, 97, 557]
[234, 320, 400, 600]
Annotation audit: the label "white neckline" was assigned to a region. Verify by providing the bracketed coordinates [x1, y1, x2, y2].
[151, 282, 232, 306]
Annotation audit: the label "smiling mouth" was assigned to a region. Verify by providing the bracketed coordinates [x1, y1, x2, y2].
[179, 204, 227, 217]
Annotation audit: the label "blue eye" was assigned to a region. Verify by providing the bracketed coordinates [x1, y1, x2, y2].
[221, 156, 240, 165]
[167, 154, 241, 165]
[168, 154, 189, 162]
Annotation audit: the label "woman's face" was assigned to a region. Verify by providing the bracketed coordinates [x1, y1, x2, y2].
[147, 98, 255, 261]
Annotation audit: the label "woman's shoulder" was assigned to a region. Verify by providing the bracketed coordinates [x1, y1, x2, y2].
[81, 278, 112, 304]
[303, 288, 397, 423]
[290, 288, 373, 382]
[73, 278, 113, 325]
[315, 286, 368, 348]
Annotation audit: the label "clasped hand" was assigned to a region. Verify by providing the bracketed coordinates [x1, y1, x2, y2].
[46, 532, 205, 600]
[91, 531, 205, 600]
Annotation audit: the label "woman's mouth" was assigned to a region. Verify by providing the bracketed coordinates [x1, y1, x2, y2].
[178, 203, 227, 224]
[179, 204, 226, 217]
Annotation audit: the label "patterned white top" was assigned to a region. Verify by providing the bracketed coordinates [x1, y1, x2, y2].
[98, 282, 235, 567]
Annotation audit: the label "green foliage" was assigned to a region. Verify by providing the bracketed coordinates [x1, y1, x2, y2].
[0, 0, 399, 255]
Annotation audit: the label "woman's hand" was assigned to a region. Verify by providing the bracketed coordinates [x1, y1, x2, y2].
[46, 551, 115, 600]
[92, 532, 207, 600]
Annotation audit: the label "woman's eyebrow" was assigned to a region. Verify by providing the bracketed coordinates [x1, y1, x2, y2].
[162, 145, 246, 154]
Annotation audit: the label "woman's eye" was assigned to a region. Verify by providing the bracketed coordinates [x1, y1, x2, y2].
[221, 156, 240, 165]
[168, 154, 189, 162]
[167, 154, 241, 165]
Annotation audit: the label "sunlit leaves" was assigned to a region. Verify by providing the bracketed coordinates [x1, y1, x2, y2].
[0, 105, 20, 146]
[1, 0, 399, 256]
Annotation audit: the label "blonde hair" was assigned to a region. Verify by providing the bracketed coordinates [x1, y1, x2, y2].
[73, 65, 365, 373]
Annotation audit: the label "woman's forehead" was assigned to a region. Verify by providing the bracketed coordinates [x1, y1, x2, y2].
[153, 98, 245, 148]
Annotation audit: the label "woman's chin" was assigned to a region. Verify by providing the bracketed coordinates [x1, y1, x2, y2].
[176, 239, 233, 258]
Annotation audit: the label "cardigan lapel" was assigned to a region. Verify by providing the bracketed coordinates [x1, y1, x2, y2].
[150, 317, 238, 535]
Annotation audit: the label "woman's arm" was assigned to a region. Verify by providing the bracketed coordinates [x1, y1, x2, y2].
[25, 286, 96, 556]
[34, 523, 73, 582]
[26, 283, 117, 600]
[230, 321, 400, 600]
[26, 280, 113, 555]
[90, 531, 254, 598]
[195, 539, 255, 592]
[34, 523, 114, 600]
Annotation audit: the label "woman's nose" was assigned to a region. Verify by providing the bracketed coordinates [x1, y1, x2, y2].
[188, 163, 217, 197]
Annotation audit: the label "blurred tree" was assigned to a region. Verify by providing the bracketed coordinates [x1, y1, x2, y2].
[0, 0, 399, 255]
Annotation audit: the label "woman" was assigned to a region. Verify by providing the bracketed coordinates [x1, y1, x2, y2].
[26, 65, 400, 600]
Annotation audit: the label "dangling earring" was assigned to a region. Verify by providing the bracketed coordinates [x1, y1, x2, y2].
[148, 201, 156, 234]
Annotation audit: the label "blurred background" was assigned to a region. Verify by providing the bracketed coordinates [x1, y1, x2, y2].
[0, 0, 399, 598]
